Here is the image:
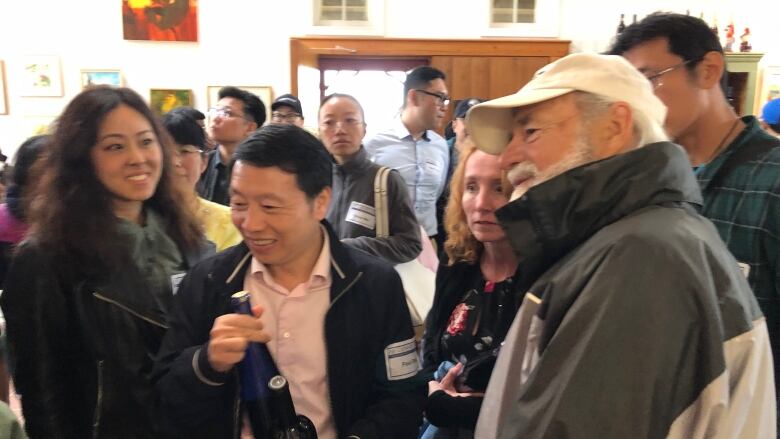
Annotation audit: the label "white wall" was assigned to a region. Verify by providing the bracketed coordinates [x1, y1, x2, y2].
[0, 0, 777, 158]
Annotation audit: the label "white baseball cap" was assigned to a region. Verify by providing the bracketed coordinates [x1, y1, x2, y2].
[466, 52, 668, 154]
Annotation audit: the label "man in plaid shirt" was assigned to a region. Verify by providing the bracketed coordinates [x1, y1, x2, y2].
[611, 10, 780, 406]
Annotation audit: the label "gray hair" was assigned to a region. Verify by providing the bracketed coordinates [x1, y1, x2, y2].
[573, 91, 668, 148]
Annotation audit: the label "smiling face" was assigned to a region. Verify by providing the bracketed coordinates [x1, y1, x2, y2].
[90, 104, 162, 220]
[230, 161, 330, 272]
[461, 150, 510, 244]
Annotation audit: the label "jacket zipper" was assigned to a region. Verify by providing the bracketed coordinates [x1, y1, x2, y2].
[92, 292, 169, 329]
[323, 271, 363, 434]
[92, 360, 104, 439]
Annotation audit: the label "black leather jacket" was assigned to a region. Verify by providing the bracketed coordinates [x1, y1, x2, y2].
[0, 239, 212, 439]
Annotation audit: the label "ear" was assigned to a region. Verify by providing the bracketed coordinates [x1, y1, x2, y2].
[591, 102, 635, 158]
[695, 51, 725, 90]
[244, 121, 259, 135]
[313, 186, 332, 220]
[406, 89, 418, 108]
[199, 153, 208, 174]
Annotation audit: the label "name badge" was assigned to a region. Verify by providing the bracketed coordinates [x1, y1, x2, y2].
[345, 201, 376, 230]
[384, 337, 419, 381]
[170, 272, 186, 295]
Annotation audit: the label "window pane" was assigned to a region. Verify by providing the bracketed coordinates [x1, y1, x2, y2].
[492, 12, 513, 23]
[346, 8, 368, 21]
[493, 0, 513, 8]
[346, 0, 365, 5]
[516, 10, 534, 23]
[322, 0, 342, 6]
[321, 8, 343, 20]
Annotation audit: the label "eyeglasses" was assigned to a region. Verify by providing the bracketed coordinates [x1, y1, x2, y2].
[207, 106, 246, 119]
[645, 59, 697, 89]
[414, 89, 450, 106]
[319, 118, 364, 131]
[271, 112, 302, 122]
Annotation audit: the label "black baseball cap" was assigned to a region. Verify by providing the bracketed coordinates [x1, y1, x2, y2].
[271, 94, 303, 115]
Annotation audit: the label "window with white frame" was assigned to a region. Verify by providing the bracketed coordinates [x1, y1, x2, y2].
[492, 0, 536, 24]
[315, 0, 369, 26]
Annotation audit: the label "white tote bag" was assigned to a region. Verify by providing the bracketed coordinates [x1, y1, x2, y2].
[374, 167, 437, 338]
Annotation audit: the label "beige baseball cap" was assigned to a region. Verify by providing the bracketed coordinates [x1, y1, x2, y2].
[466, 52, 667, 154]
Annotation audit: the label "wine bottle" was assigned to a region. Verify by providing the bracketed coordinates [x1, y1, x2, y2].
[268, 375, 318, 439]
[616, 14, 626, 34]
[632, 14, 637, 25]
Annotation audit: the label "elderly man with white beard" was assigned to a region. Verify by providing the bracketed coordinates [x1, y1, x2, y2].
[462, 53, 775, 439]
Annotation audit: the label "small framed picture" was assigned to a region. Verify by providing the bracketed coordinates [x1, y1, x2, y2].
[0, 61, 8, 115]
[20, 55, 63, 97]
[81, 70, 123, 88]
[207, 85, 273, 118]
[149, 89, 193, 115]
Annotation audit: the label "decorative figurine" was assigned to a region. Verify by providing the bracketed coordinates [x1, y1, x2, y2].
[724, 23, 735, 52]
[740, 27, 752, 52]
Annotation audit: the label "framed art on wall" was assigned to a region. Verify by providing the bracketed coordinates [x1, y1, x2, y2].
[81, 70, 123, 88]
[0, 61, 7, 114]
[123, 0, 198, 42]
[150, 89, 193, 115]
[20, 55, 63, 97]
[207, 85, 273, 118]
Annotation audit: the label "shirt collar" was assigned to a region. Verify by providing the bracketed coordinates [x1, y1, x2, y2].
[392, 114, 431, 142]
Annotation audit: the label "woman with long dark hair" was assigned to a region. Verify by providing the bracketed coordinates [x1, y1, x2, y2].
[0, 86, 211, 438]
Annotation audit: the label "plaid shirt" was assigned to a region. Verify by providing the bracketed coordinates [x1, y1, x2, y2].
[696, 116, 780, 361]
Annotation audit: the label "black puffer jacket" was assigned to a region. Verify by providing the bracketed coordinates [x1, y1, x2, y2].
[0, 238, 211, 439]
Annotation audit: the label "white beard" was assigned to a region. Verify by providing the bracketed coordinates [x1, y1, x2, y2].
[508, 137, 594, 201]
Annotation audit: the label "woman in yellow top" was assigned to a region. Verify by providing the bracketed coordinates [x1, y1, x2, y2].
[162, 109, 242, 251]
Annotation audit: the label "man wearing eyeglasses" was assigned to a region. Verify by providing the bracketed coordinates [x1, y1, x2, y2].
[270, 94, 305, 128]
[365, 66, 450, 250]
[465, 52, 774, 439]
[197, 86, 266, 205]
[611, 14, 780, 417]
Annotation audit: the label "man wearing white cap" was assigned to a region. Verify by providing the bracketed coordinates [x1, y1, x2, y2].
[465, 53, 775, 438]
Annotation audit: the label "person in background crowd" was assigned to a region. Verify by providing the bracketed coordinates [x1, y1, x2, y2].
[0, 134, 48, 284]
[435, 97, 485, 253]
[320, 93, 421, 264]
[365, 66, 450, 251]
[760, 97, 780, 137]
[467, 52, 774, 438]
[421, 143, 517, 438]
[162, 110, 241, 252]
[198, 86, 265, 205]
[153, 124, 425, 439]
[270, 94, 305, 128]
[0, 86, 212, 438]
[167, 106, 215, 150]
[610, 13, 780, 420]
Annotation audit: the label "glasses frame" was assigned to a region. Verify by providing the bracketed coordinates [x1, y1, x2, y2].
[414, 89, 451, 106]
[645, 59, 698, 89]
[271, 111, 303, 122]
[207, 106, 248, 120]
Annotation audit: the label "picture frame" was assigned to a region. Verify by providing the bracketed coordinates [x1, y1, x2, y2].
[0, 61, 7, 115]
[81, 70, 123, 88]
[123, 0, 198, 42]
[149, 89, 193, 115]
[20, 55, 64, 97]
[207, 85, 273, 119]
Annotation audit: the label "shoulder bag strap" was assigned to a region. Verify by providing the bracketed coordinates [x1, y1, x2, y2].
[373, 166, 391, 238]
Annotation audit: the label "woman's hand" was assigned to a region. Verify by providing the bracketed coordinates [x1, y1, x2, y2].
[427, 362, 484, 397]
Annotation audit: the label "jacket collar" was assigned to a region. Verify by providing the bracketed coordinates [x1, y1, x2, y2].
[335, 146, 373, 175]
[497, 142, 702, 289]
[218, 221, 361, 302]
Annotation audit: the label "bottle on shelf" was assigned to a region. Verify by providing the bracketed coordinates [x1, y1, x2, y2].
[231, 291, 318, 439]
[617, 14, 626, 34]
[632, 14, 638, 25]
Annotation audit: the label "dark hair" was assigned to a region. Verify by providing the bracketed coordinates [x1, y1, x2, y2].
[5, 135, 49, 220]
[218, 86, 267, 127]
[232, 124, 333, 200]
[162, 111, 206, 150]
[28, 86, 203, 276]
[167, 106, 205, 122]
[403, 66, 446, 106]
[609, 13, 723, 71]
[771, 123, 780, 133]
[319, 93, 366, 121]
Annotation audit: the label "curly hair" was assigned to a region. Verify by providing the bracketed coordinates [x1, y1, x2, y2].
[443, 143, 512, 265]
[27, 86, 204, 277]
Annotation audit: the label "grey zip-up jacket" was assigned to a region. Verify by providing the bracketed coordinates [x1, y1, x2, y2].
[476, 142, 775, 439]
[327, 147, 422, 264]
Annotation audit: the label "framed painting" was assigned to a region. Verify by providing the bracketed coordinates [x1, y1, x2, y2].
[81, 70, 123, 88]
[123, 0, 198, 42]
[150, 89, 193, 115]
[0, 61, 7, 114]
[207, 85, 273, 118]
[20, 55, 63, 97]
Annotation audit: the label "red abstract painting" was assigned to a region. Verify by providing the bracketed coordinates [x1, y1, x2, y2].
[123, 0, 198, 42]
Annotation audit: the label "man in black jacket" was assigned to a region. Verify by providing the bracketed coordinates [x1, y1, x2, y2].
[154, 124, 424, 438]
